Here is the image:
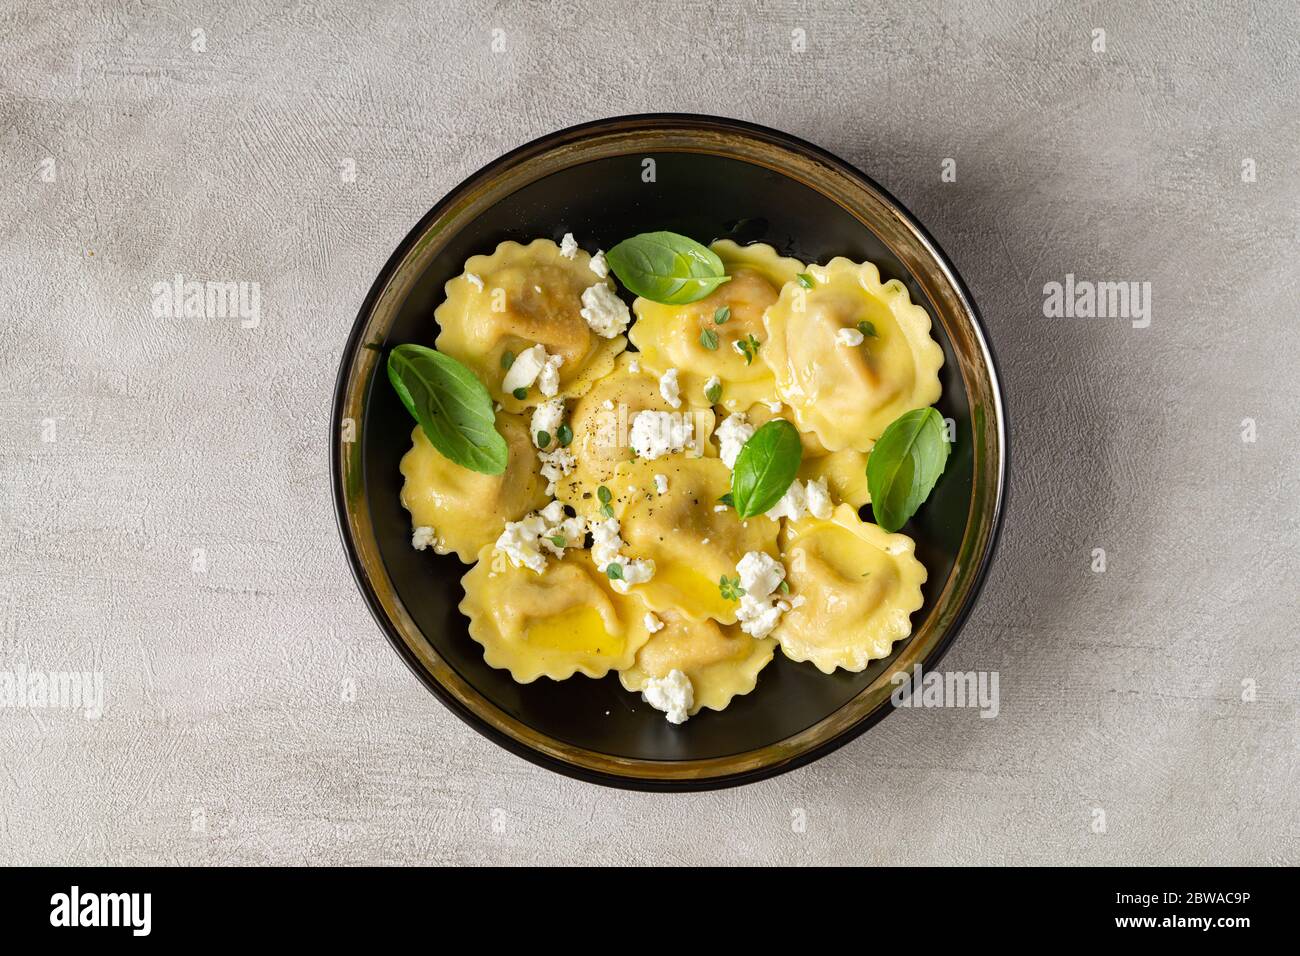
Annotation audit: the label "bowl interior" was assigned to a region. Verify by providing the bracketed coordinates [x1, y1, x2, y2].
[359, 148, 975, 763]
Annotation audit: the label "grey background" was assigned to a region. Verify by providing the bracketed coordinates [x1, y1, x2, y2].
[1, 0, 1296, 865]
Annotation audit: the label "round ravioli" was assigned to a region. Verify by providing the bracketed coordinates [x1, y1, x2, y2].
[434, 239, 626, 412]
[762, 257, 943, 450]
[461, 547, 649, 682]
[609, 457, 779, 624]
[628, 241, 803, 412]
[775, 503, 927, 673]
[620, 608, 775, 716]
[399, 413, 549, 562]
[556, 354, 715, 517]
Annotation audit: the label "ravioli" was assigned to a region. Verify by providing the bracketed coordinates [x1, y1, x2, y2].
[774, 503, 927, 673]
[609, 457, 779, 624]
[620, 609, 775, 716]
[399, 413, 549, 561]
[628, 241, 804, 412]
[556, 353, 715, 517]
[461, 547, 649, 682]
[762, 257, 944, 450]
[434, 239, 626, 412]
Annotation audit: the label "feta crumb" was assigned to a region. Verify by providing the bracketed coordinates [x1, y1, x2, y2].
[628, 357, 640, 373]
[713, 505, 728, 512]
[501, 343, 562, 395]
[579, 283, 631, 338]
[588, 515, 655, 593]
[465, 272, 484, 291]
[641, 669, 694, 724]
[836, 326, 865, 347]
[494, 502, 582, 572]
[537, 446, 576, 495]
[716, 412, 755, 469]
[805, 476, 832, 519]
[766, 400, 782, 413]
[764, 477, 831, 522]
[589, 250, 609, 278]
[644, 612, 665, 634]
[629, 410, 694, 459]
[602, 398, 614, 410]
[559, 232, 578, 259]
[530, 399, 565, 447]
[653, 473, 669, 495]
[658, 367, 682, 409]
[411, 526, 436, 550]
[734, 551, 790, 638]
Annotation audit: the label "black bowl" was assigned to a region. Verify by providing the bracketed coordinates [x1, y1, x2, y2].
[332, 114, 1006, 790]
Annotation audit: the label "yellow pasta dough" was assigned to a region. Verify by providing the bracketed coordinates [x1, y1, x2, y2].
[620, 608, 775, 716]
[609, 457, 779, 624]
[460, 546, 650, 682]
[628, 241, 803, 412]
[762, 257, 943, 450]
[775, 503, 927, 673]
[398, 413, 549, 561]
[434, 238, 626, 412]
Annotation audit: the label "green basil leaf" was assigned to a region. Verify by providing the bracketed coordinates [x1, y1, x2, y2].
[387, 344, 507, 475]
[866, 407, 950, 532]
[731, 419, 803, 518]
[605, 231, 731, 304]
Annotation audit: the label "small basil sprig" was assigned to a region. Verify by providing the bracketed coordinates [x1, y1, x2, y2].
[605, 231, 730, 304]
[387, 344, 508, 475]
[731, 419, 802, 518]
[866, 407, 950, 532]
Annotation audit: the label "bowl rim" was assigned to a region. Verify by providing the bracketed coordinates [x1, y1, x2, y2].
[331, 112, 1007, 791]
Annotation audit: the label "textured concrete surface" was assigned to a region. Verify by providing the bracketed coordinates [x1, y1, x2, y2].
[1, 0, 1297, 866]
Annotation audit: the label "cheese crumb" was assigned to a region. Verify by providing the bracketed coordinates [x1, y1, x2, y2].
[659, 367, 682, 409]
[530, 399, 565, 447]
[537, 446, 576, 495]
[465, 272, 484, 291]
[653, 473, 669, 495]
[716, 412, 755, 469]
[644, 612, 665, 633]
[766, 400, 782, 413]
[641, 669, 693, 724]
[411, 526, 436, 550]
[629, 357, 640, 373]
[580, 283, 631, 338]
[559, 233, 578, 259]
[494, 501, 583, 572]
[734, 551, 790, 639]
[629, 410, 694, 460]
[588, 515, 656, 593]
[765, 477, 832, 522]
[502, 344, 563, 397]
[589, 250, 609, 278]
[836, 326, 865, 347]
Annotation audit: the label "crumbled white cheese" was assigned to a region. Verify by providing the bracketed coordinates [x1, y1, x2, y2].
[836, 326, 865, 347]
[588, 515, 656, 593]
[495, 502, 582, 572]
[602, 398, 615, 411]
[629, 410, 694, 460]
[502, 343, 562, 396]
[765, 400, 782, 413]
[734, 551, 790, 639]
[713, 505, 728, 513]
[537, 446, 576, 495]
[716, 412, 755, 469]
[764, 477, 832, 522]
[653, 473, 669, 495]
[465, 272, 484, 291]
[644, 612, 665, 634]
[530, 399, 565, 447]
[628, 357, 640, 373]
[579, 283, 631, 338]
[658, 367, 682, 409]
[703, 374, 721, 403]
[411, 526, 436, 550]
[559, 232, 578, 259]
[641, 669, 694, 724]
[589, 250, 609, 278]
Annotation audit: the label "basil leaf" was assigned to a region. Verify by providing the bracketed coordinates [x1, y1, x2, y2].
[731, 419, 802, 518]
[605, 231, 731, 304]
[866, 407, 950, 532]
[387, 344, 507, 475]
